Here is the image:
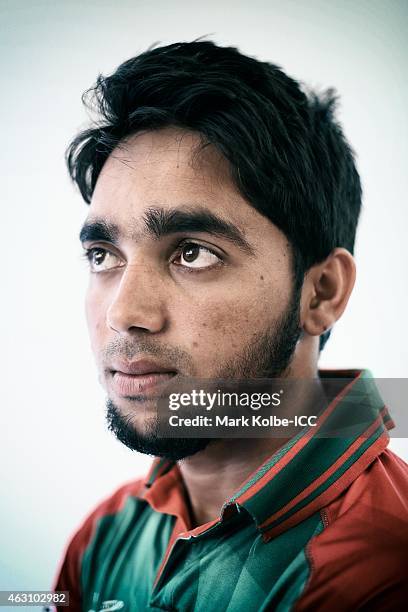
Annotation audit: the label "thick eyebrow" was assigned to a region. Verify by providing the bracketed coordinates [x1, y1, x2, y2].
[79, 219, 120, 245]
[79, 207, 255, 255]
[143, 207, 255, 254]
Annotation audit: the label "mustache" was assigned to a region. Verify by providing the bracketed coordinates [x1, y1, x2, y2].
[102, 337, 193, 369]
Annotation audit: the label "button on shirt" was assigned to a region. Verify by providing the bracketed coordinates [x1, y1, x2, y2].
[54, 370, 408, 611]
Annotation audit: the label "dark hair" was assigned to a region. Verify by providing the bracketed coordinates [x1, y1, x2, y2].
[66, 40, 362, 351]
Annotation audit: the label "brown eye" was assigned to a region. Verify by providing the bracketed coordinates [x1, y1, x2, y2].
[176, 242, 221, 269]
[85, 247, 123, 272]
[92, 249, 106, 266]
[182, 244, 200, 263]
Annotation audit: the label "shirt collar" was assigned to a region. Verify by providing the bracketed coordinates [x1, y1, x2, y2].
[140, 369, 394, 541]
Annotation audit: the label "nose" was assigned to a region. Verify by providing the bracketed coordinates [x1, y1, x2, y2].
[106, 262, 167, 334]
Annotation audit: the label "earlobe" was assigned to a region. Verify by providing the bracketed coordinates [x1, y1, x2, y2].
[301, 248, 356, 338]
[303, 302, 335, 337]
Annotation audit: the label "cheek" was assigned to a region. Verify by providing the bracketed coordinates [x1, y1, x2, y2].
[175, 288, 279, 364]
[85, 288, 106, 351]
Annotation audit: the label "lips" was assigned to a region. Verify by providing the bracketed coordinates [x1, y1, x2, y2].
[109, 359, 177, 397]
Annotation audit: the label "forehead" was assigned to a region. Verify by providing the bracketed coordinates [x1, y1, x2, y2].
[91, 128, 242, 218]
[88, 127, 286, 251]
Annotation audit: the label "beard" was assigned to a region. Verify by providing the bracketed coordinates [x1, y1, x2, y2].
[106, 280, 302, 461]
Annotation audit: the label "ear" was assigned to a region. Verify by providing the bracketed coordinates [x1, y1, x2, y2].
[301, 248, 356, 337]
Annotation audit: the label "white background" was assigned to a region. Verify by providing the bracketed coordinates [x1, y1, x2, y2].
[1, 0, 407, 597]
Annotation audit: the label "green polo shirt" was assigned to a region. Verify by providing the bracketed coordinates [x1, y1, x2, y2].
[54, 369, 408, 611]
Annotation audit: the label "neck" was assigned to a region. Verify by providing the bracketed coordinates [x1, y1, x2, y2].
[178, 341, 322, 528]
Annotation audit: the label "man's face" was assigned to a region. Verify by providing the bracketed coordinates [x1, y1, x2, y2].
[81, 127, 302, 459]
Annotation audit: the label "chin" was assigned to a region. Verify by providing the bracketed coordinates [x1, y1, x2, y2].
[105, 397, 212, 460]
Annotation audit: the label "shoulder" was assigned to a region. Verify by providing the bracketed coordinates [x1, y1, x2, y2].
[53, 477, 146, 609]
[81, 477, 147, 524]
[296, 449, 408, 611]
[329, 448, 408, 526]
[67, 476, 146, 552]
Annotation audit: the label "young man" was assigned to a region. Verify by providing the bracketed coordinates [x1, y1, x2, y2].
[54, 41, 408, 611]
